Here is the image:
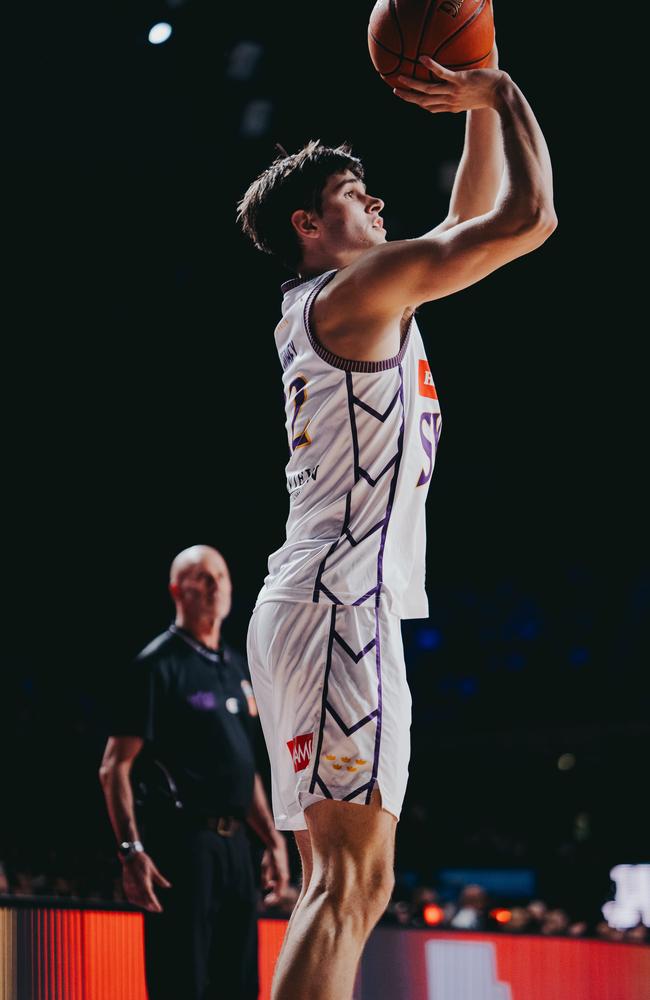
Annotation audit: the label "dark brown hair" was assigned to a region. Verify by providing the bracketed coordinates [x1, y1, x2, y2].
[237, 139, 364, 271]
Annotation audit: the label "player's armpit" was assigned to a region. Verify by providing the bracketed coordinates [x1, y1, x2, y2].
[318, 209, 555, 327]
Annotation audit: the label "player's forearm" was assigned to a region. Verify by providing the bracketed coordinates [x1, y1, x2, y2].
[446, 106, 504, 225]
[246, 773, 282, 848]
[492, 75, 556, 232]
[99, 764, 141, 844]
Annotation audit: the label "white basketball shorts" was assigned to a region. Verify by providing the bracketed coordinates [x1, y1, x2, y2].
[246, 599, 412, 831]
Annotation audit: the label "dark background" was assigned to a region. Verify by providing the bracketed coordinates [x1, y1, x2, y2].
[3, 1, 647, 923]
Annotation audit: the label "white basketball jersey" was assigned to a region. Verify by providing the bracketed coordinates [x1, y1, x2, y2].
[256, 269, 442, 619]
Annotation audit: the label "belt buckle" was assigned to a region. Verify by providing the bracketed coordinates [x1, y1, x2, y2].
[216, 816, 235, 837]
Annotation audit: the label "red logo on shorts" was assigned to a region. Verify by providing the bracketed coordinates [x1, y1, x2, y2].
[418, 359, 437, 399]
[287, 732, 314, 773]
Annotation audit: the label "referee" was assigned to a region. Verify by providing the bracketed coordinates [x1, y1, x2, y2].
[99, 544, 289, 1000]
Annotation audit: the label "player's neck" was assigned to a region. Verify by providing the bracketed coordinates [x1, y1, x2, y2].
[299, 246, 365, 280]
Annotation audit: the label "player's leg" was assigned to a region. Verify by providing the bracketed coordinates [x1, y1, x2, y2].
[270, 829, 313, 972]
[293, 828, 313, 904]
[271, 788, 396, 1000]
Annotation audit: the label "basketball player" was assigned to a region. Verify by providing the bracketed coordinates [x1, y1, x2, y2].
[239, 46, 556, 1000]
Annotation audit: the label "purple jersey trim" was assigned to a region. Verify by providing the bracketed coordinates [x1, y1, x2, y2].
[303, 271, 414, 373]
[281, 275, 322, 295]
[309, 606, 338, 796]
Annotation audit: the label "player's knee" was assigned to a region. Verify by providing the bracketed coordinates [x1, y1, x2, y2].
[365, 861, 395, 918]
[313, 855, 394, 927]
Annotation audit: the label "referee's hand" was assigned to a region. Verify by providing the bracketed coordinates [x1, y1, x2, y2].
[122, 853, 172, 913]
[261, 836, 290, 907]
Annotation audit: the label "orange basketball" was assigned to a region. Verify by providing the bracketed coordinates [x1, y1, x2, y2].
[368, 0, 494, 89]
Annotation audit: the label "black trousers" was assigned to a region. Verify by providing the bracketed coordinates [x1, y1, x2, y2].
[143, 817, 259, 1000]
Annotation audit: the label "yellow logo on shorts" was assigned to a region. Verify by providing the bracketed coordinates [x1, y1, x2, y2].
[323, 753, 368, 774]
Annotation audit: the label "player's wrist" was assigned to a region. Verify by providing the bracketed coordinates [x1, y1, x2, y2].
[486, 43, 499, 70]
[490, 71, 513, 112]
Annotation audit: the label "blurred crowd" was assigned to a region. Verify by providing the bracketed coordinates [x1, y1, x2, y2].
[383, 883, 648, 944]
[2, 855, 646, 945]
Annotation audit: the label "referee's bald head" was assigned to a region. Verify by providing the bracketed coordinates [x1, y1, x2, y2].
[169, 545, 229, 584]
[169, 545, 232, 627]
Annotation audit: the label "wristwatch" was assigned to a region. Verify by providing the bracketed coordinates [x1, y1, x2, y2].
[117, 840, 145, 863]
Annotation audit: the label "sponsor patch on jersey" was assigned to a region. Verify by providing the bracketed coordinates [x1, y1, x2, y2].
[287, 732, 314, 773]
[418, 359, 437, 399]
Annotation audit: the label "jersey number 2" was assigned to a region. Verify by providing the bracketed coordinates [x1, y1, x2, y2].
[288, 375, 311, 451]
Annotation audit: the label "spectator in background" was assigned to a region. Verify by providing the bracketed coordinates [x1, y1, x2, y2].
[389, 899, 415, 926]
[449, 884, 489, 930]
[624, 923, 649, 945]
[526, 899, 548, 932]
[540, 908, 570, 936]
[409, 886, 442, 928]
[595, 920, 625, 943]
[99, 545, 290, 1000]
[504, 906, 533, 933]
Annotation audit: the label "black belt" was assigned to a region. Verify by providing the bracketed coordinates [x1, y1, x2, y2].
[200, 815, 241, 837]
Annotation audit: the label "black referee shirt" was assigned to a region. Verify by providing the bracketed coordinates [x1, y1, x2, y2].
[113, 625, 257, 819]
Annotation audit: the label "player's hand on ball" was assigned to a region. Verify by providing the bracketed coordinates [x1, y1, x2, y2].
[393, 56, 505, 114]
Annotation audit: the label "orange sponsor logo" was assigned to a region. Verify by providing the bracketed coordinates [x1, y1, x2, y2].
[418, 359, 437, 399]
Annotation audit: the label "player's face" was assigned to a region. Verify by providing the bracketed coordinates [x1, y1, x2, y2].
[177, 554, 232, 624]
[318, 170, 386, 252]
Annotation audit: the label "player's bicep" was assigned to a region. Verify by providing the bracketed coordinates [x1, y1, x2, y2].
[342, 214, 541, 314]
[406, 221, 527, 306]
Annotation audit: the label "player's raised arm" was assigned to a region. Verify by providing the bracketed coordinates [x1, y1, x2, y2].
[428, 44, 504, 234]
[318, 59, 557, 325]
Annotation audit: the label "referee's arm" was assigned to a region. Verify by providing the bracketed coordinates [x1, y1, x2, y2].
[246, 774, 290, 905]
[99, 736, 143, 846]
[99, 736, 171, 912]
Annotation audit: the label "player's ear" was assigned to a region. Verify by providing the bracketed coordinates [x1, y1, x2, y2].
[291, 209, 320, 241]
[169, 582, 180, 601]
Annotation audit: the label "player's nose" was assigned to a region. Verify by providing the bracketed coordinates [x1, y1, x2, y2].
[367, 194, 384, 213]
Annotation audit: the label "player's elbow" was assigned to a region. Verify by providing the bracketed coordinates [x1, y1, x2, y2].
[528, 205, 558, 243]
[503, 203, 558, 247]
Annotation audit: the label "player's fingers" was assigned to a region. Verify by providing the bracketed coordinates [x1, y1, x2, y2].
[395, 75, 453, 95]
[418, 55, 455, 79]
[393, 88, 450, 108]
